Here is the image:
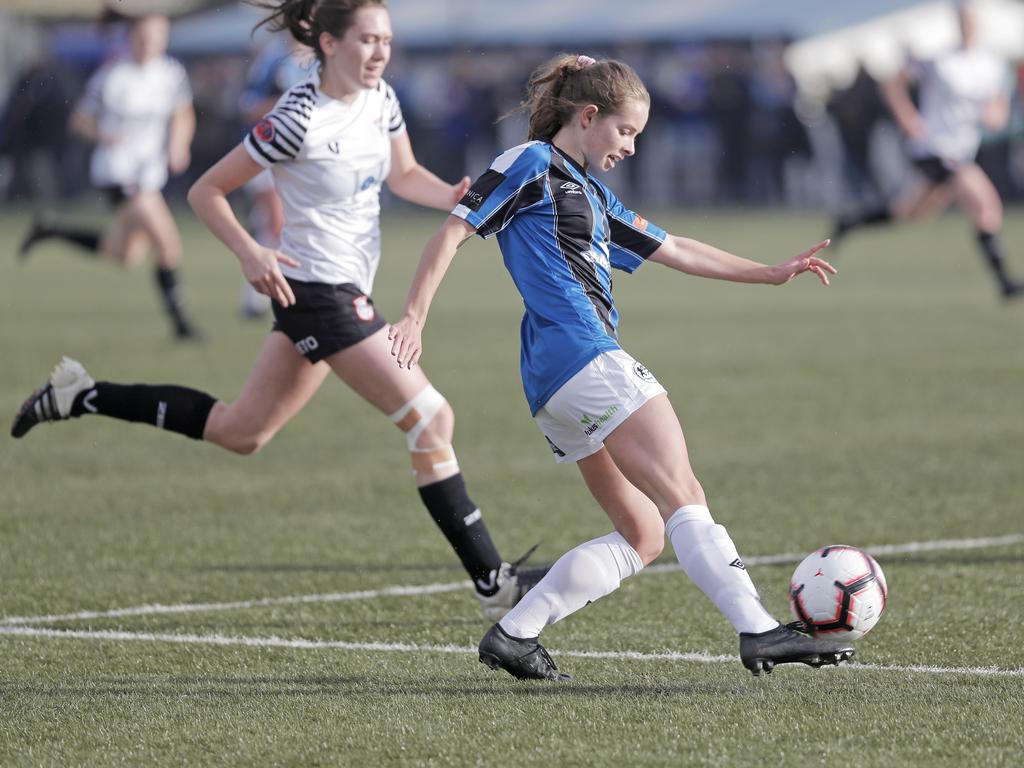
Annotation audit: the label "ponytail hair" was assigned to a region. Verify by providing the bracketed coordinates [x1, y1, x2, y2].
[512, 54, 649, 142]
[249, 0, 387, 65]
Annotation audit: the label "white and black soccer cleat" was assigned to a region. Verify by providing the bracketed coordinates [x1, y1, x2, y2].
[476, 544, 549, 620]
[739, 621, 855, 677]
[478, 623, 571, 681]
[10, 357, 95, 439]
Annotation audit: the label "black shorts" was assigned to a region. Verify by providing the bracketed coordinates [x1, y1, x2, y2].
[271, 280, 386, 362]
[912, 156, 958, 185]
[96, 185, 136, 206]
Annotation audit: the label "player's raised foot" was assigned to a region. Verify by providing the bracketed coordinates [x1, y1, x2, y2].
[476, 544, 549, 620]
[478, 623, 571, 681]
[10, 357, 95, 438]
[739, 621, 854, 677]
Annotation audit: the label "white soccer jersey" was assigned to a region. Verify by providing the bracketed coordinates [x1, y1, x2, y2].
[77, 55, 192, 191]
[244, 73, 406, 292]
[908, 47, 1010, 164]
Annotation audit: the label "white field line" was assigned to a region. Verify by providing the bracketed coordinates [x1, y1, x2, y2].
[1, 625, 1022, 678]
[2, 533, 1021, 627]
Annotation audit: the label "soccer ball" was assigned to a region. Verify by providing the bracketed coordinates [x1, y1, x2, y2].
[788, 545, 888, 641]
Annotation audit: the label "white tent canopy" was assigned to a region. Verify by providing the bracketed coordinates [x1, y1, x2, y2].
[167, 0, 948, 54]
[784, 0, 1024, 101]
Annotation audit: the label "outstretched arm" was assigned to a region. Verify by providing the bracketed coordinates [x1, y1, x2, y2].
[389, 215, 477, 368]
[649, 235, 835, 286]
[386, 132, 470, 210]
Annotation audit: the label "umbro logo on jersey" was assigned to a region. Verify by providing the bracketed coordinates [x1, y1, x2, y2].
[560, 181, 583, 194]
[729, 558, 746, 570]
[327, 141, 340, 154]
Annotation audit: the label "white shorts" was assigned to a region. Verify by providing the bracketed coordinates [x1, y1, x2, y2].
[534, 349, 667, 464]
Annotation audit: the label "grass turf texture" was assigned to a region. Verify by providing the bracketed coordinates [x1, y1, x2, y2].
[1, 207, 1022, 766]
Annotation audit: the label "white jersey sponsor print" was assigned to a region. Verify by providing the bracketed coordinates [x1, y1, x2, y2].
[77, 55, 192, 192]
[244, 73, 406, 293]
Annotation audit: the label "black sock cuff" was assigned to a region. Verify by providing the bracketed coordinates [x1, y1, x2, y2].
[418, 473, 475, 515]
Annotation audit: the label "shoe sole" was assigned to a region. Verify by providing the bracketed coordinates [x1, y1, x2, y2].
[745, 649, 855, 677]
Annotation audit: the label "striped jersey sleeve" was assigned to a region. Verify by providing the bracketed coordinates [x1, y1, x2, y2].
[452, 142, 550, 238]
[595, 179, 667, 273]
[382, 81, 406, 136]
[244, 79, 316, 167]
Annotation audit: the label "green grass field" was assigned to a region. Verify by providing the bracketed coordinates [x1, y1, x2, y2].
[1, 206, 1022, 766]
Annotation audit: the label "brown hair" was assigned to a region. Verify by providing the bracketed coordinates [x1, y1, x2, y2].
[514, 54, 649, 141]
[249, 0, 387, 65]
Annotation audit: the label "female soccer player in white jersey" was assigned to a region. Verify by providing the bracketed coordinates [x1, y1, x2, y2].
[832, 0, 1022, 299]
[389, 54, 855, 680]
[10, 0, 542, 619]
[18, 13, 203, 340]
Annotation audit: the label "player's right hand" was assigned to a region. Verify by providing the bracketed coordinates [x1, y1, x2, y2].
[388, 315, 423, 369]
[240, 245, 299, 307]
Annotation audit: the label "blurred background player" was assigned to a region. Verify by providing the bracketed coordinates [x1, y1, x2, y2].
[11, 0, 543, 620]
[237, 32, 312, 319]
[831, 0, 1023, 299]
[17, 12, 204, 339]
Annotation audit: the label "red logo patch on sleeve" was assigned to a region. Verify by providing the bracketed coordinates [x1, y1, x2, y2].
[254, 119, 275, 143]
[632, 214, 648, 231]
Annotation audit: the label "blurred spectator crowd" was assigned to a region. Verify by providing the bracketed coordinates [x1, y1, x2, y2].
[2, 28, 1023, 211]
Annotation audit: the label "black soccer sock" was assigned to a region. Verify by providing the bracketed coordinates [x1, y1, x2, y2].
[417, 474, 504, 594]
[838, 205, 892, 235]
[34, 224, 102, 254]
[154, 267, 195, 335]
[70, 382, 217, 440]
[975, 231, 1018, 292]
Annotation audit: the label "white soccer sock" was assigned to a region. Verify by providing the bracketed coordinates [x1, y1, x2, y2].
[666, 505, 778, 634]
[499, 531, 643, 639]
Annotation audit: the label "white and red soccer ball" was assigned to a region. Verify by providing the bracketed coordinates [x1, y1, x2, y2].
[789, 545, 888, 641]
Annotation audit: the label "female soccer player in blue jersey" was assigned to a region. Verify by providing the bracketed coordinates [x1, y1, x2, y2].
[390, 53, 854, 680]
[11, 0, 543, 619]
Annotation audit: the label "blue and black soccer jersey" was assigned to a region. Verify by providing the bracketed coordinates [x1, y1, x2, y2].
[451, 140, 667, 414]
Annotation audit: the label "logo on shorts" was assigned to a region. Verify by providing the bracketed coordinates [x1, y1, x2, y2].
[545, 436, 566, 458]
[632, 361, 655, 382]
[580, 405, 620, 436]
[295, 335, 320, 355]
[254, 119, 275, 143]
[352, 295, 376, 322]
[632, 214, 649, 231]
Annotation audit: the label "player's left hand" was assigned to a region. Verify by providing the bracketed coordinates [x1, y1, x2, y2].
[389, 315, 424, 369]
[450, 176, 471, 207]
[771, 240, 836, 286]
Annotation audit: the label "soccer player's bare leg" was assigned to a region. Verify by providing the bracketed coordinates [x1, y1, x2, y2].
[203, 332, 329, 454]
[326, 327, 515, 607]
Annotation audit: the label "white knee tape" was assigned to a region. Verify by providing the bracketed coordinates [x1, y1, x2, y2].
[389, 385, 446, 452]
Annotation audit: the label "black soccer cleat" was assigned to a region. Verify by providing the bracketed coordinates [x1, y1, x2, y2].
[739, 621, 855, 677]
[10, 357, 95, 438]
[478, 623, 571, 681]
[476, 543, 549, 620]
